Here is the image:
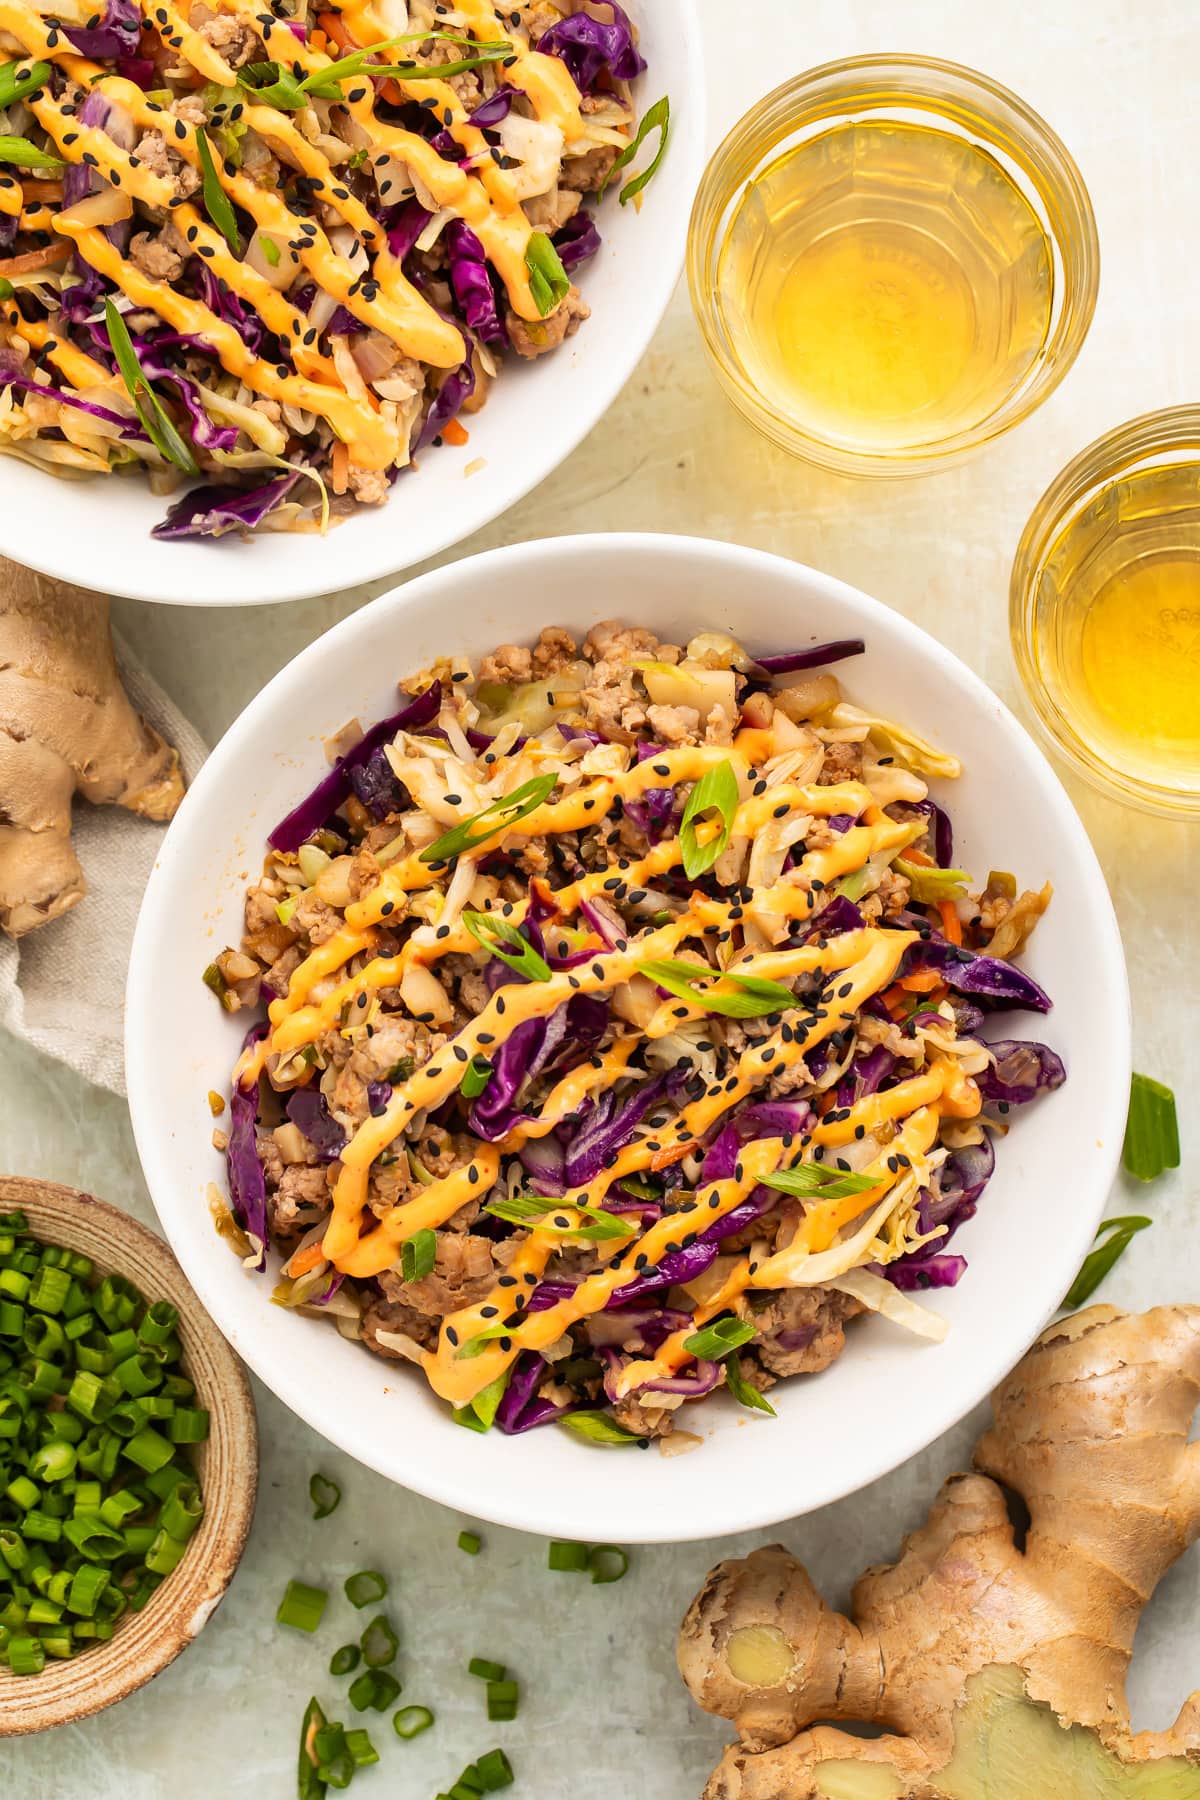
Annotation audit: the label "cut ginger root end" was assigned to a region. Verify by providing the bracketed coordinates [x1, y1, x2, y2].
[0, 557, 185, 936]
[679, 1305, 1200, 1799]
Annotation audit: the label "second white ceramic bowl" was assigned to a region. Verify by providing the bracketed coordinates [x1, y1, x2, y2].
[127, 534, 1129, 1542]
[0, 4, 703, 606]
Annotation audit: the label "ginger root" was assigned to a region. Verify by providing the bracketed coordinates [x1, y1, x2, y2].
[679, 1305, 1200, 1798]
[0, 558, 184, 936]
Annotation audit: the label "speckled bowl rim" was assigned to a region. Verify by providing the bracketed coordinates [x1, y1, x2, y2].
[0, 1178, 258, 1735]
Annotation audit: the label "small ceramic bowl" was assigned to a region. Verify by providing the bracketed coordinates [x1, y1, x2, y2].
[0, 1178, 257, 1735]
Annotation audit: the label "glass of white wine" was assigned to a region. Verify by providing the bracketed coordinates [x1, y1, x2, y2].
[688, 56, 1099, 478]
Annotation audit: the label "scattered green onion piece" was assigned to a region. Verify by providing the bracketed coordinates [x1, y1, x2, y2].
[467, 1370, 509, 1432]
[684, 1316, 755, 1360]
[586, 1544, 629, 1585]
[298, 1697, 328, 1800]
[309, 1471, 341, 1520]
[0, 134, 63, 171]
[678, 757, 738, 879]
[486, 1678, 518, 1722]
[1122, 1074, 1180, 1182]
[475, 1749, 515, 1791]
[0, 59, 51, 110]
[195, 128, 241, 253]
[457, 1530, 482, 1555]
[301, 31, 510, 99]
[557, 1410, 647, 1447]
[421, 775, 558, 866]
[762, 1161, 881, 1200]
[724, 1352, 776, 1417]
[344, 1568, 387, 1609]
[393, 1704, 434, 1740]
[599, 93, 670, 205]
[400, 1228, 437, 1284]
[483, 1193, 635, 1245]
[104, 300, 200, 476]
[468, 1655, 506, 1682]
[236, 58, 307, 111]
[463, 909, 554, 984]
[637, 956, 797, 1021]
[361, 1613, 398, 1667]
[1064, 1216, 1153, 1310]
[460, 1053, 493, 1099]
[524, 229, 570, 315]
[547, 1541, 588, 1573]
[277, 1578, 328, 1633]
[452, 1406, 489, 1435]
[330, 1642, 361, 1676]
[343, 1727, 379, 1768]
[348, 1667, 401, 1712]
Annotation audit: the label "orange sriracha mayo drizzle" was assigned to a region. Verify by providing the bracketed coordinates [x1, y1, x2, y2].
[0, 0, 593, 461]
[234, 704, 981, 1410]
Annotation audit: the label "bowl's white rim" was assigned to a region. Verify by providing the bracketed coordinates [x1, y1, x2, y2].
[0, 6, 705, 608]
[127, 533, 1131, 1541]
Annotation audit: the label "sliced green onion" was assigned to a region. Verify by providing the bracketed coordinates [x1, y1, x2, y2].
[0, 60, 51, 110]
[524, 230, 570, 315]
[547, 1541, 588, 1573]
[236, 58, 306, 110]
[678, 757, 738, 879]
[1122, 1073, 1180, 1182]
[344, 1568, 387, 1608]
[483, 1193, 635, 1246]
[28, 1264, 70, 1314]
[586, 1544, 629, 1585]
[348, 1667, 401, 1712]
[475, 1749, 515, 1791]
[762, 1161, 881, 1200]
[468, 1370, 509, 1431]
[0, 134, 62, 171]
[460, 1053, 493, 1099]
[599, 93, 670, 205]
[7, 1631, 44, 1674]
[299, 1698, 328, 1800]
[486, 1678, 518, 1722]
[277, 1578, 328, 1632]
[309, 1471, 341, 1520]
[166, 1405, 209, 1443]
[361, 1614, 398, 1667]
[469, 1655, 506, 1681]
[683, 1316, 755, 1360]
[557, 1410, 647, 1448]
[637, 957, 796, 1020]
[330, 1642, 361, 1676]
[463, 911, 553, 984]
[344, 1727, 379, 1769]
[1064, 1215, 1152, 1310]
[724, 1351, 776, 1417]
[301, 31, 509, 99]
[159, 1480, 203, 1542]
[452, 1405, 490, 1434]
[421, 774, 558, 865]
[400, 1229, 437, 1284]
[104, 300, 199, 476]
[393, 1704, 434, 1740]
[195, 129, 240, 254]
[458, 1530, 482, 1555]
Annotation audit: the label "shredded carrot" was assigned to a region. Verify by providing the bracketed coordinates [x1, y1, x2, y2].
[441, 417, 469, 447]
[287, 1241, 327, 1278]
[881, 984, 910, 1021]
[318, 9, 356, 48]
[904, 847, 933, 867]
[898, 969, 943, 994]
[0, 242, 71, 276]
[937, 900, 963, 946]
[649, 1141, 693, 1173]
[309, 27, 328, 51]
[330, 439, 350, 494]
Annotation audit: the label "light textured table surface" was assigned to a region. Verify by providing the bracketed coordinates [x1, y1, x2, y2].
[5, 2, 1199, 1794]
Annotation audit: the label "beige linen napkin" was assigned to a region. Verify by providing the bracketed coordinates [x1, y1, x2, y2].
[0, 635, 208, 1095]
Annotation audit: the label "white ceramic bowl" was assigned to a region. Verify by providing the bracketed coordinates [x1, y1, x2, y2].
[127, 535, 1130, 1542]
[0, 8, 703, 607]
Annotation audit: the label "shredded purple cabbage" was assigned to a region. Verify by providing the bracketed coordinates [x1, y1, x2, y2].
[750, 639, 866, 677]
[227, 1024, 268, 1269]
[151, 471, 300, 543]
[267, 680, 441, 853]
[418, 356, 476, 450]
[284, 1087, 347, 1161]
[384, 198, 432, 262]
[536, 1, 646, 91]
[65, 0, 140, 62]
[554, 210, 603, 271]
[900, 941, 1052, 1014]
[975, 1039, 1066, 1107]
[444, 220, 508, 348]
[347, 745, 406, 821]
